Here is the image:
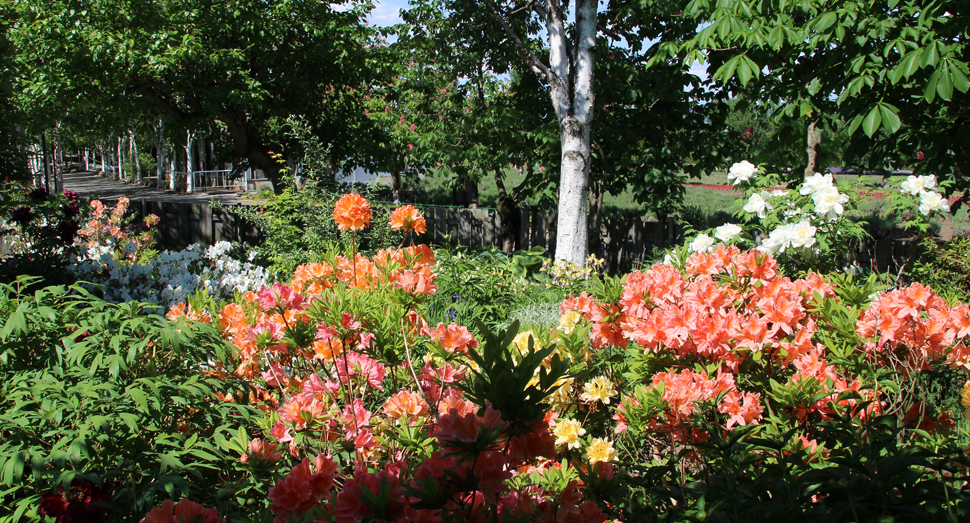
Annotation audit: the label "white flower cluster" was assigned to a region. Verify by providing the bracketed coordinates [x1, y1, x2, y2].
[799, 173, 850, 221]
[758, 220, 816, 254]
[900, 175, 950, 216]
[727, 160, 758, 185]
[69, 241, 271, 307]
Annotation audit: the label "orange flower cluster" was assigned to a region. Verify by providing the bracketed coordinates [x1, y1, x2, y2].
[333, 193, 372, 231]
[858, 283, 970, 372]
[389, 204, 427, 234]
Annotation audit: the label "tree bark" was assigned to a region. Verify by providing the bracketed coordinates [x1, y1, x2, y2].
[805, 119, 822, 177]
[482, 0, 600, 264]
[131, 127, 142, 185]
[494, 165, 521, 253]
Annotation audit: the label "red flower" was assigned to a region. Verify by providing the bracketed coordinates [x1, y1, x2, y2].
[39, 479, 109, 523]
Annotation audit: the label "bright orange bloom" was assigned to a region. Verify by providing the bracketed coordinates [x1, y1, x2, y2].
[389, 205, 428, 234]
[333, 193, 372, 231]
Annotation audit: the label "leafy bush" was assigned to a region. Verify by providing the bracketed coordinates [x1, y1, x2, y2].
[0, 277, 259, 522]
[0, 187, 82, 287]
[909, 236, 970, 304]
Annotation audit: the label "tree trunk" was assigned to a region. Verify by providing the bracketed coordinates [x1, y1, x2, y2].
[805, 119, 822, 177]
[392, 168, 402, 202]
[482, 0, 600, 264]
[131, 127, 142, 185]
[156, 121, 167, 188]
[588, 181, 604, 259]
[494, 166, 520, 253]
[186, 131, 196, 194]
[555, 116, 591, 263]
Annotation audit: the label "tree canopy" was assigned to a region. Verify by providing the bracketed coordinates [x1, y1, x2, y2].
[9, 0, 382, 191]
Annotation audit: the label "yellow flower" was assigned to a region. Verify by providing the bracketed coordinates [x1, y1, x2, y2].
[558, 310, 582, 334]
[553, 418, 586, 449]
[580, 376, 616, 405]
[547, 377, 575, 405]
[512, 330, 540, 354]
[585, 438, 616, 465]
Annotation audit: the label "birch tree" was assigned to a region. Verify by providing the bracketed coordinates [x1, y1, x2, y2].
[480, 0, 600, 263]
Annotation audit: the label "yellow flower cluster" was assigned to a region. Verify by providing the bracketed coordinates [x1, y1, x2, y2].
[512, 330, 541, 355]
[540, 254, 605, 288]
[558, 310, 582, 334]
[585, 437, 616, 465]
[552, 418, 586, 449]
[580, 376, 616, 405]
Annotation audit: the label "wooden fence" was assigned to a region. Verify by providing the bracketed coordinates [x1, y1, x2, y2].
[125, 200, 910, 274]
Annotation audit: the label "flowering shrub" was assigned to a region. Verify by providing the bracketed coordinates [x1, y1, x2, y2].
[683, 162, 953, 273]
[69, 241, 271, 307]
[76, 197, 159, 264]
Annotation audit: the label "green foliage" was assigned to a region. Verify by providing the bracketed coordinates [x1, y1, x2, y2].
[461, 320, 568, 434]
[425, 247, 540, 331]
[602, 407, 970, 522]
[0, 187, 82, 287]
[0, 277, 259, 521]
[910, 237, 970, 303]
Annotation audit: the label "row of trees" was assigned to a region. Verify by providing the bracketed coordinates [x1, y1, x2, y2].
[1, 0, 967, 262]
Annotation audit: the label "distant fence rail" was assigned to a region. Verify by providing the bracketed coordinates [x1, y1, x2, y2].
[192, 170, 240, 192]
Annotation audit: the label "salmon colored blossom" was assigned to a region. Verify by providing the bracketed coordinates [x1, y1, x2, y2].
[389, 205, 428, 234]
[333, 193, 372, 231]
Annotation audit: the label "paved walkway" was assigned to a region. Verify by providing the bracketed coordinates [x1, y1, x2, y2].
[61, 170, 256, 205]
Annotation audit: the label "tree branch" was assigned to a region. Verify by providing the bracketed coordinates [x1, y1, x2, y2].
[480, 0, 554, 84]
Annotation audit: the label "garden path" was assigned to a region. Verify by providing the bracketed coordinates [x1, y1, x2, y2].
[61, 170, 253, 205]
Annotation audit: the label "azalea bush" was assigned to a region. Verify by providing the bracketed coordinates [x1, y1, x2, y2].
[224, 177, 413, 277]
[141, 193, 970, 521]
[69, 241, 271, 307]
[75, 197, 159, 265]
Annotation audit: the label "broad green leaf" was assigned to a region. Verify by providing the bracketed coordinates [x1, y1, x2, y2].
[862, 105, 882, 137]
[891, 50, 920, 84]
[878, 103, 901, 134]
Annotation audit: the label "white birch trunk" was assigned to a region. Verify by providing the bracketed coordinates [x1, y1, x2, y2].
[155, 120, 168, 188]
[548, 0, 599, 264]
[131, 128, 142, 184]
[117, 136, 123, 180]
[186, 131, 196, 194]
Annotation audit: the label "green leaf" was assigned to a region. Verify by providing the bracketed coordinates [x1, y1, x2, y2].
[118, 412, 140, 433]
[862, 105, 882, 137]
[937, 63, 954, 101]
[128, 387, 149, 413]
[891, 50, 920, 84]
[877, 103, 901, 134]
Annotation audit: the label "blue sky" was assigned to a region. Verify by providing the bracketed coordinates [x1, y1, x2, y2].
[368, 0, 408, 27]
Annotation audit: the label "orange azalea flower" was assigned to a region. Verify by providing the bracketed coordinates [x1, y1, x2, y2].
[383, 389, 429, 420]
[333, 193, 372, 231]
[429, 322, 478, 354]
[389, 205, 427, 234]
